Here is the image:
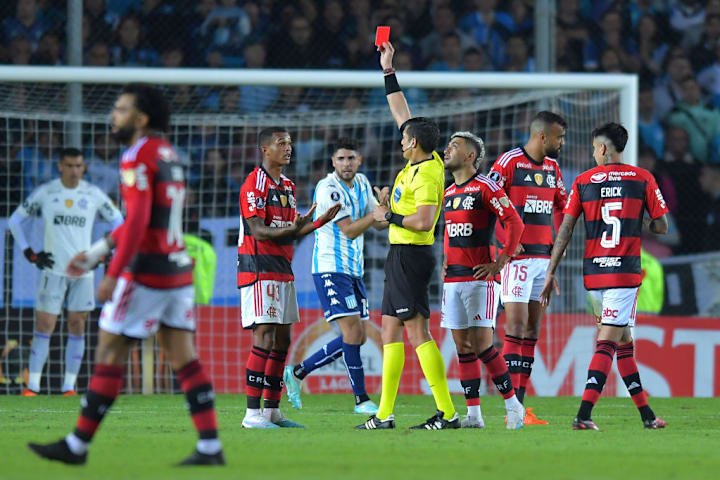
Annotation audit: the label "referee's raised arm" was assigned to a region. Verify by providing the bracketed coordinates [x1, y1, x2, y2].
[378, 41, 411, 129]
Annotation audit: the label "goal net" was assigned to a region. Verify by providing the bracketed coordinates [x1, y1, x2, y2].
[0, 68, 636, 397]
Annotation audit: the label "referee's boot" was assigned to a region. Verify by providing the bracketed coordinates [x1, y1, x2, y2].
[355, 414, 395, 430]
[28, 439, 87, 465]
[177, 449, 226, 466]
[410, 410, 460, 430]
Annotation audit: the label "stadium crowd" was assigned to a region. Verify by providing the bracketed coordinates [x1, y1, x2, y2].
[0, 0, 719, 253]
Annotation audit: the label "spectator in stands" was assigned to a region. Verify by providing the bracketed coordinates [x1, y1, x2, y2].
[653, 55, 693, 119]
[638, 145, 678, 214]
[462, 47, 490, 71]
[690, 14, 720, 70]
[194, 148, 239, 217]
[459, 0, 505, 68]
[699, 164, 720, 251]
[669, 0, 706, 47]
[200, 0, 251, 65]
[240, 1, 270, 46]
[83, 0, 117, 44]
[698, 42, 720, 105]
[85, 41, 110, 66]
[555, 28, 583, 72]
[314, 0, 349, 68]
[503, 34, 534, 72]
[636, 14, 669, 80]
[2, 0, 46, 49]
[638, 83, 665, 157]
[240, 43, 277, 113]
[267, 16, 319, 68]
[8, 35, 32, 65]
[85, 132, 120, 199]
[404, 0, 433, 40]
[428, 33, 464, 71]
[494, 0, 533, 39]
[16, 127, 61, 192]
[136, 0, 180, 51]
[666, 75, 720, 163]
[556, 0, 590, 61]
[160, 46, 184, 68]
[583, 9, 637, 72]
[109, 14, 159, 66]
[627, 0, 665, 29]
[418, 6, 474, 64]
[599, 47, 622, 73]
[31, 31, 61, 65]
[663, 125, 706, 253]
[267, 86, 311, 112]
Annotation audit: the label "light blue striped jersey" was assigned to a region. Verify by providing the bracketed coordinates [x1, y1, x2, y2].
[312, 172, 376, 277]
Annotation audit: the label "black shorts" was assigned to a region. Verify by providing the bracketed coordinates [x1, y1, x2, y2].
[381, 244, 436, 321]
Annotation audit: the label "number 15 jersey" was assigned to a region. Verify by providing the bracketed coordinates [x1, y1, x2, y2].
[564, 163, 668, 290]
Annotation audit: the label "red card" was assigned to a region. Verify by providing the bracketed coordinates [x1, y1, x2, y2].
[375, 26, 390, 47]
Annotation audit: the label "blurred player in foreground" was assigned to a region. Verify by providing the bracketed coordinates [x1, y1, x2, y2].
[441, 131, 526, 429]
[540, 123, 668, 431]
[9, 148, 123, 396]
[284, 138, 386, 415]
[238, 127, 340, 428]
[28, 84, 225, 466]
[357, 41, 456, 430]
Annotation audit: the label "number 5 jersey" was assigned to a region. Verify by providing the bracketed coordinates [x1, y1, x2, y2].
[564, 163, 668, 290]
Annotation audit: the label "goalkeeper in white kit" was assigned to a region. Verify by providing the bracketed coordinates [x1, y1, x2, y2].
[8, 148, 123, 395]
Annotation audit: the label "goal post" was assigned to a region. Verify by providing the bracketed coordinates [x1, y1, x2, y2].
[0, 67, 638, 396]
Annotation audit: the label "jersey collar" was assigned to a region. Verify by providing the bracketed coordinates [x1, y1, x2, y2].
[261, 166, 283, 187]
[454, 170, 479, 189]
[521, 147, 545, 166]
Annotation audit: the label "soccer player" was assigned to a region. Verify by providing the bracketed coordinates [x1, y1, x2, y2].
[540, 122, 668, 431]
[8, 148, 123, 396]
[284, 138, 385, 415]
[488, 111, 568, 424]
[28, 84, 225, 466]
[356, 41, 457, 430]
[238, 127, 341, 429]
[441, 131, 526, 429]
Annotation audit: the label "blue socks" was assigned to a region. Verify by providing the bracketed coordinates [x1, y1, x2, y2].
[295, 335, 344, 380]
[342, 342, 370, 404]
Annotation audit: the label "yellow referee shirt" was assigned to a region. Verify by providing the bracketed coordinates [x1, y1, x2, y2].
[388, 151, 444, 245]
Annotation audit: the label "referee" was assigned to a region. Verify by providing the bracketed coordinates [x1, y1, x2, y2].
[357, 41, 457, 430]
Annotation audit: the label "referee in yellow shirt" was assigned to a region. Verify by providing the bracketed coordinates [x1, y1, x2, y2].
[356, 41, 457, 430]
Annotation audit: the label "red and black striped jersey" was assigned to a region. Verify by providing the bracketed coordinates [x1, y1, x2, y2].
[443, 174, 520, 282]
[108, 136, 193, 289]
[238, 166, 297, 287]
[489, 147, 567, 258]
[564, 163, 668, 290]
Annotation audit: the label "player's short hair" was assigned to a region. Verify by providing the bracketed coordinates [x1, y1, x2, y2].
[450, 131, 486, 169]
[60, 147, 82, 159]
[121, 83, 170, 132]
[257, 127, 290, 149]
[333, 137, 359, 155]
[401, 117, 440, 153]
[530, 111, 568, 135]
[592, 122, 628, 152]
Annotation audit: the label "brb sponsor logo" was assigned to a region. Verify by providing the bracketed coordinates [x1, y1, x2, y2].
[524, 198, 553, 214]
[447, 222, 473, 237]
[53, 215, 86, 227]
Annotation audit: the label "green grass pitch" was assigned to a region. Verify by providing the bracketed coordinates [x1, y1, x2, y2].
[1, 394, 718, 480]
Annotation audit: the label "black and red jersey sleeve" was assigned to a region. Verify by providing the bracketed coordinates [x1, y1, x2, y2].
[240, 170, 267, 220]
[644, 173, 669, 219]
[488, 157, 513, 189]
[553, 164, 568, 209]
[563, 180, 583, 218]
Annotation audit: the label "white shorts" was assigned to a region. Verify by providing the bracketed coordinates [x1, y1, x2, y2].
[240, 280, 300, 329]
[99, 276, 195, 339]
[441, 281, 500, 329]
[36, 271, 95, 315]
[587, 287, 639, 327]
[500, 257, 550, 303]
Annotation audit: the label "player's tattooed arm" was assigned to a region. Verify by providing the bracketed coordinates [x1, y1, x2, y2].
[540, 214, 577, 306]
[246, 214, 305, 241]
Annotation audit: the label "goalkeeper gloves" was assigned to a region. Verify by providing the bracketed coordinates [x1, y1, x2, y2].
[24, 248, 54, 270]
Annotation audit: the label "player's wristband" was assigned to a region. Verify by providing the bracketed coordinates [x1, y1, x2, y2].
[75, 237, 112, 271]
[384, 73, 401, 95]
[312, 218, 329, 230]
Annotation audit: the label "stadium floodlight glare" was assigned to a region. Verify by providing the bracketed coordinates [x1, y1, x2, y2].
[0, 66, 637, 396]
